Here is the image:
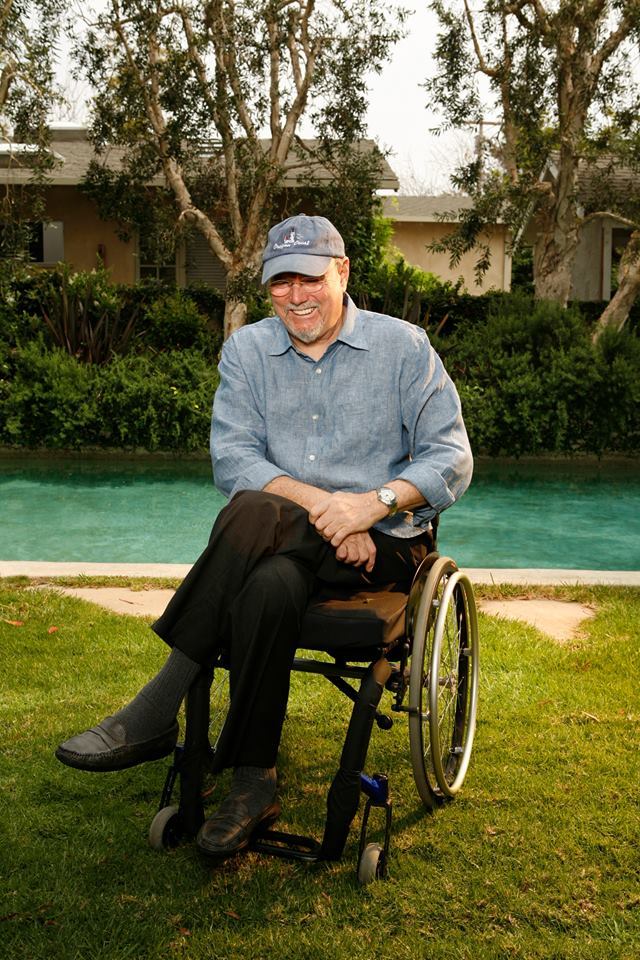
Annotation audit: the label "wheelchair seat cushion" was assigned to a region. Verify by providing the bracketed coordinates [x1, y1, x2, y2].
[299, 584, 409, 660]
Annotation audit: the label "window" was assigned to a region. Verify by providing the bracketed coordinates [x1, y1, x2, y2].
[29, 221, 64, 264]
[0, 221, 64, 263]
[138, 232, 177, 282]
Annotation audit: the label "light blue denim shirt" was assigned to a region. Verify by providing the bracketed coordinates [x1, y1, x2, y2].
[211, 295, 473, 538]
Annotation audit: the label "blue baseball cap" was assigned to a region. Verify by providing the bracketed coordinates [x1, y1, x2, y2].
[261, 214, 345, 284]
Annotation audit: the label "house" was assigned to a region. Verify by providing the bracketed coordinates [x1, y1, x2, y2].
[0, 127, 399, 288]
[533, 155, 636, 301]
[381, 194, 512, 292]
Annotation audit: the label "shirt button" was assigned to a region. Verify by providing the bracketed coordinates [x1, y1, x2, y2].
[312, 414, 319, 421]
[315, 367, 322, 375]
[308, 454, 316, 461]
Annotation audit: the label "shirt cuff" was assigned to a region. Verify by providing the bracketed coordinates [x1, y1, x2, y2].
[393, 463, 457, 514]
[227, 461, 293, 500]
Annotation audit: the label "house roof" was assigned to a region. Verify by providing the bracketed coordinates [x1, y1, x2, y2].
[541, 152, 638, 211]
[381, 194, 474, 222]
[0, 127, 399, 190]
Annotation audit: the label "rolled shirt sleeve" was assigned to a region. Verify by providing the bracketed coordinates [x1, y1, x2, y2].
[393, 333, 473, 515]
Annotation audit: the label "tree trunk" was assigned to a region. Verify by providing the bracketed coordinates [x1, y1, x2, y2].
[533, 191, 580, 305]
[223, 298, 248, 340]
[533, 243, 575, 304]
[592, 231, 640, 343]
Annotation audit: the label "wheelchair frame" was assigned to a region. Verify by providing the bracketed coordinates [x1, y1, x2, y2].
[148, 551, 480, 885]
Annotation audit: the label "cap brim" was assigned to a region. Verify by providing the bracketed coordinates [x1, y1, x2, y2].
[261, 254, 334, 285]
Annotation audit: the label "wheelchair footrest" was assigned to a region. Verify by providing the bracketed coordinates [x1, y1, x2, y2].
[250, 828, 321, 862]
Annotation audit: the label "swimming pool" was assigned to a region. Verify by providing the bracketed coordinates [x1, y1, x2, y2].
[1, 455, 638, 569]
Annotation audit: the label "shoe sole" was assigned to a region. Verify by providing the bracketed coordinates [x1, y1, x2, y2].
[54, 725, 179, 772]
[197, 802, 282, 861]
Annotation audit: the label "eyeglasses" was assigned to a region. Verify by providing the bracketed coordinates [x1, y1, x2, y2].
[269, 276, 328, 298]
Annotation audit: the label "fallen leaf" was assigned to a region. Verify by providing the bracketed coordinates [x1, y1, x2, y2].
[178, 927, 191, 936]
[47, 626, 59, 634]
[225, 910, 241, 920]
[2, 619, 24, 627]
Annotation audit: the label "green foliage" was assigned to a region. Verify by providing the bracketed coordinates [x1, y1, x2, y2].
[76, 0, 406, 331]
[364, 253, 462, 327]
[35, 263, 142, 364]
[437, 295, 640, 456]
[0, 266, 225, 360]
[426, 0, 640, 300]
[142, 289, 221, 356]
[0, 0, 63, 266]
[0, 343, 217, 452]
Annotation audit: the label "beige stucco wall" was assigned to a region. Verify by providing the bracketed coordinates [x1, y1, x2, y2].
[389, 221, 511, 292]
[45, 186, 136, 284]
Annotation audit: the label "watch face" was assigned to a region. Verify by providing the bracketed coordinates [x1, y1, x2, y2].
[378, 487, 396, 507]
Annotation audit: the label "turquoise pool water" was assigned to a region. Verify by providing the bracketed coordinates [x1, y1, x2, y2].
[1, 456, 638, 569]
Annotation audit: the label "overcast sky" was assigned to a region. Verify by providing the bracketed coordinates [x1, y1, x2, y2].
[365, 3, 475, 193]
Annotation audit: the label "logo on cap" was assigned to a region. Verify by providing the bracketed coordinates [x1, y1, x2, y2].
[273, 228, 311, 251]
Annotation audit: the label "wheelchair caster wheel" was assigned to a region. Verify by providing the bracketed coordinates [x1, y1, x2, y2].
[149, 805, 181, 850]
[357, 843, 385, 885]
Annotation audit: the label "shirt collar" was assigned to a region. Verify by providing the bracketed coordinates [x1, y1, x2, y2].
[267, 294, 370, 356]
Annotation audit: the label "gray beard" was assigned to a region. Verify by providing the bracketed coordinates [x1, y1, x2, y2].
[282, 314, 325, 344]
[287, 324, 324, 344]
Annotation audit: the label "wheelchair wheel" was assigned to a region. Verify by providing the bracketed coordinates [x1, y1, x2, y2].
[149, 805, 181, 850]
[357, 843, 385, 885]
[408, 558, 479, 807]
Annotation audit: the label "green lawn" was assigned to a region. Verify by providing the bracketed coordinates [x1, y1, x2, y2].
[1, 582, 639, 960]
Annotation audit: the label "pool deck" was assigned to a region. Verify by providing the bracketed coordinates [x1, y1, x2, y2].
[1, 560, 638, 586]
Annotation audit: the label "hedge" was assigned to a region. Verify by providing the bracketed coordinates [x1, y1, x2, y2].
[0, 342, 218, 451]
[434, 296, 640, 456]
[0, 265, 638, 455]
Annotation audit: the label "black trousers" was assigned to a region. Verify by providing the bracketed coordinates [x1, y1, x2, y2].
[153, 490, 431, 770]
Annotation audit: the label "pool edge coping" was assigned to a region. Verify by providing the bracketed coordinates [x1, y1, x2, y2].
[1, 561, 638, 586]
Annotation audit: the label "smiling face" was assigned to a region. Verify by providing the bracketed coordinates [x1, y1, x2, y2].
[269, 257, 350, 350]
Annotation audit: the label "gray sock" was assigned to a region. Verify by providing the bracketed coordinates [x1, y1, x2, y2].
[111, 647, 200, 739]
[58, 648, 201, 757]
[215, 765, 277, 818]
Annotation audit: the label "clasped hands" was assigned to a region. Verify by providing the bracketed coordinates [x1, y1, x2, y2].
[308, 490, 388, 573]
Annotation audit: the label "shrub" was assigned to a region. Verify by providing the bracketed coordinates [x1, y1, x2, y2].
[142, 289, 220, 356]
[96, 351, 218, 451]
[0, 343, 218, 452]
[437, 295, 640, 456]
[0, 340, 102, 447]
[0, 267, 225, 360]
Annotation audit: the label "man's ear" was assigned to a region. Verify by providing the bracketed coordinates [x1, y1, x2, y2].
[340, 257, 350, 289]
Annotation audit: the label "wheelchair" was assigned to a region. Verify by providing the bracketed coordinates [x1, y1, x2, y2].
[148, 534, 480, 885]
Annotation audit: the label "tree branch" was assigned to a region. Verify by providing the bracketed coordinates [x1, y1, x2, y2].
[462, 0, 498, 77]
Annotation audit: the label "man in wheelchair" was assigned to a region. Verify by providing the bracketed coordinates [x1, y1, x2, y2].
[57, 214, 473, 861]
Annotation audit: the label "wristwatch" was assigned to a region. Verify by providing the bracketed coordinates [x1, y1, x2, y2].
[376, 486, 398, 517]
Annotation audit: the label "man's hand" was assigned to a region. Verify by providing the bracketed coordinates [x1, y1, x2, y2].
[308, 491, 387, 547]
[334, 531, 377, 572]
